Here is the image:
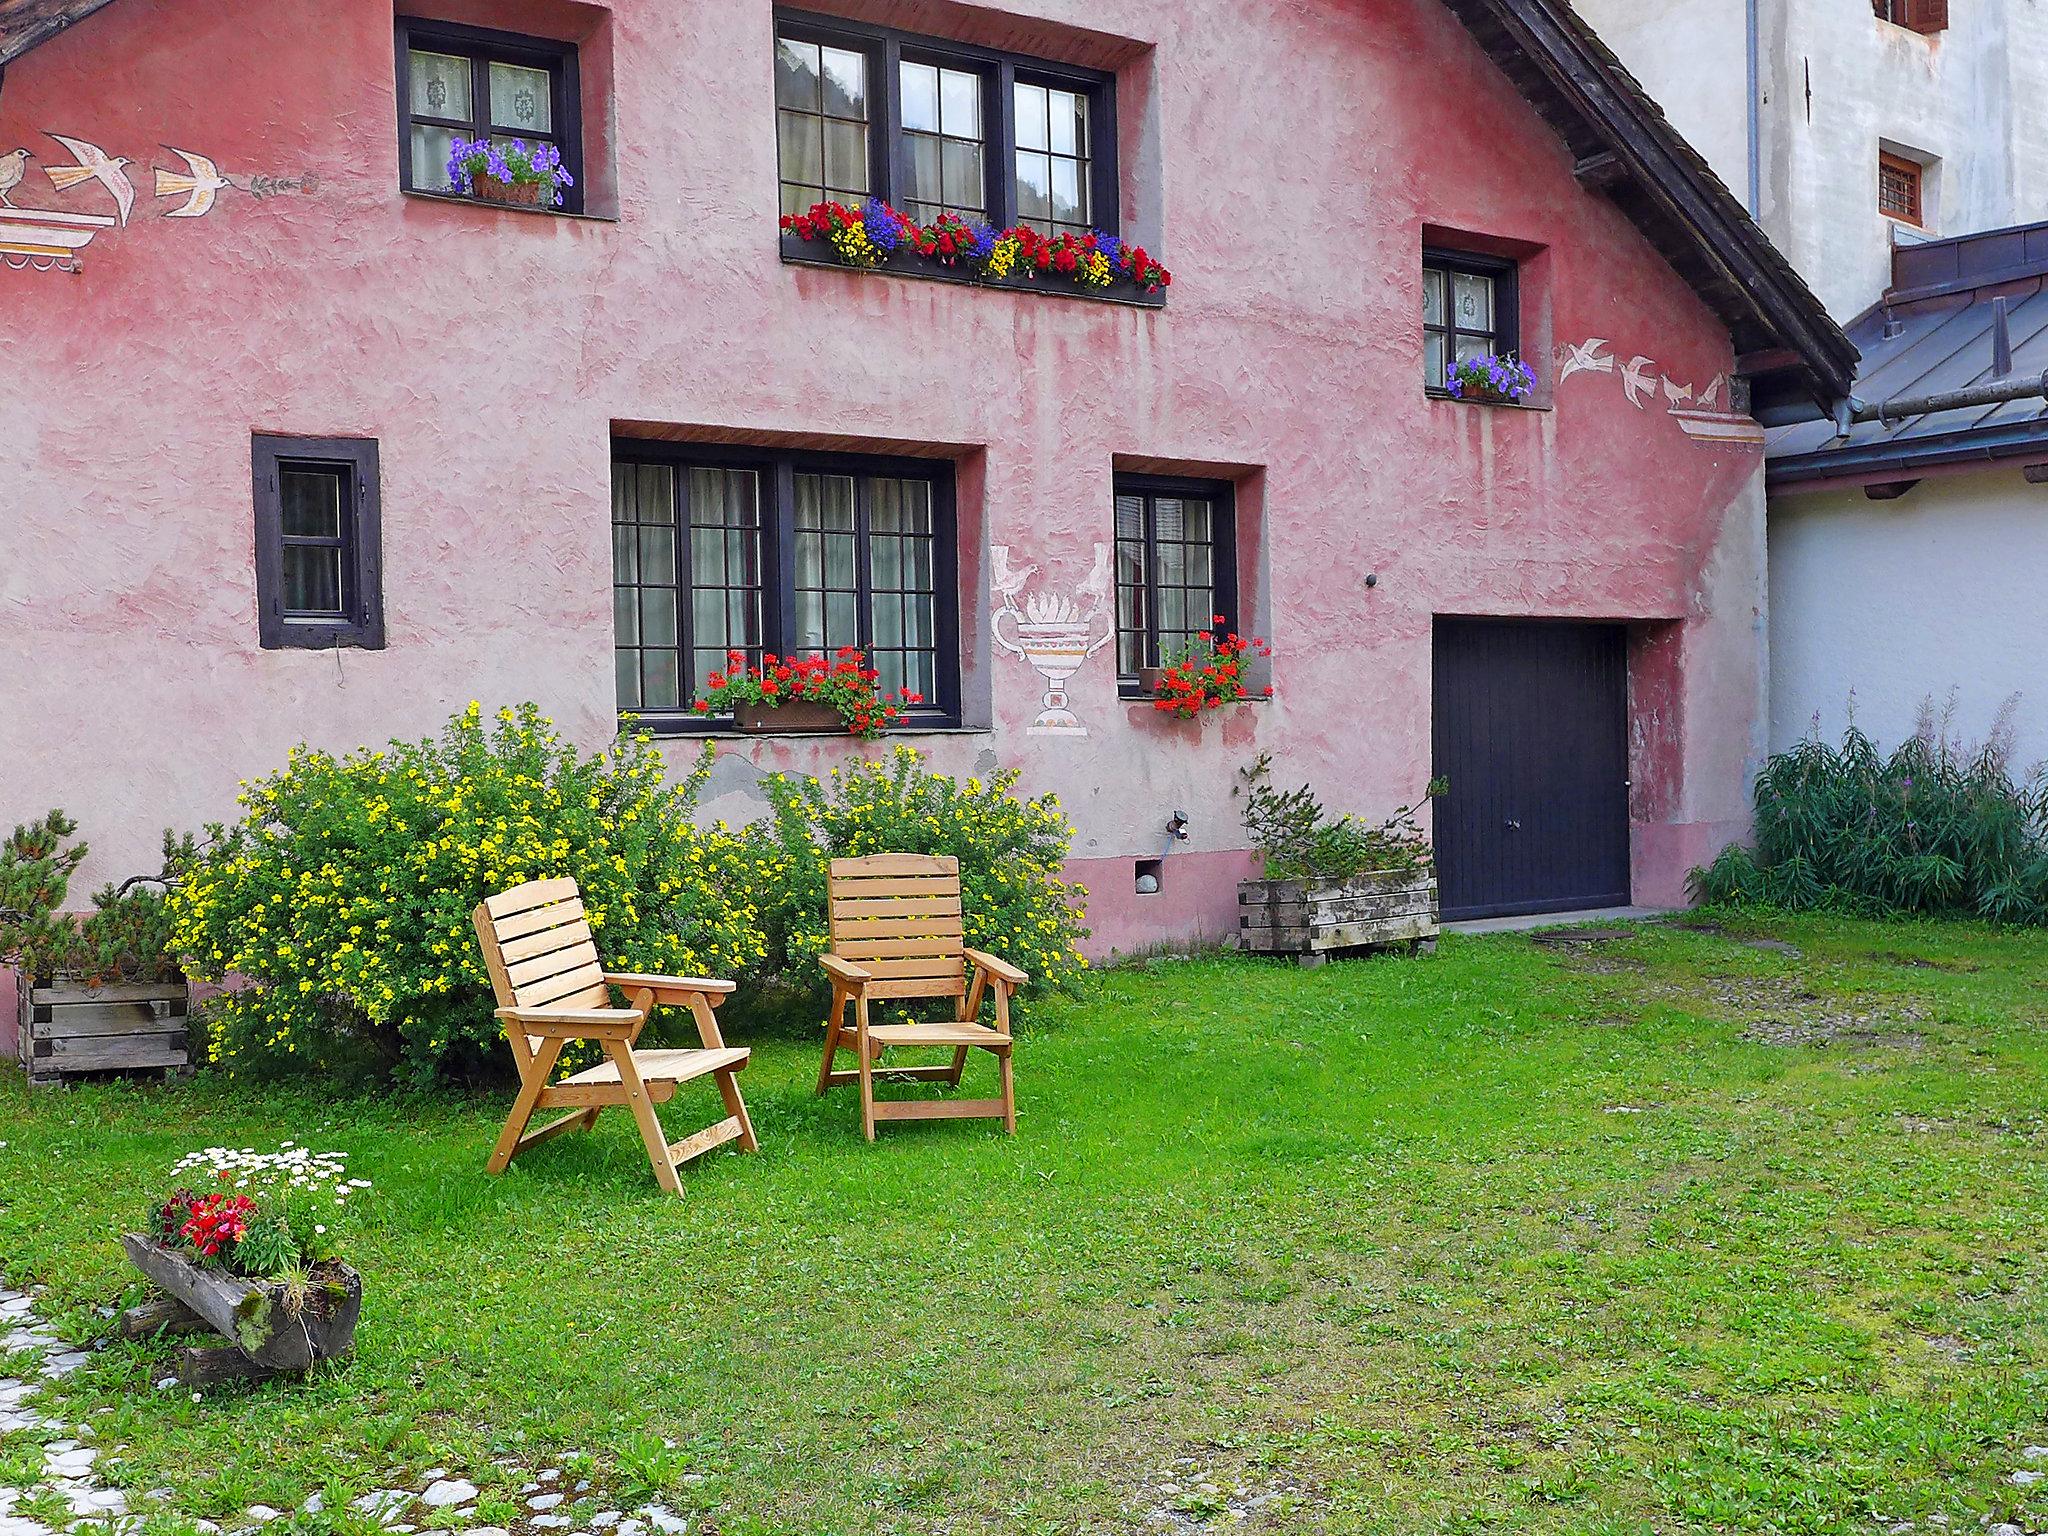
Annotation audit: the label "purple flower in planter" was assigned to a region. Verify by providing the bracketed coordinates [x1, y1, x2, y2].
[445, 135, 575, 207]
[1445, 351, 1538, 403]
[862, 198, 906, 253]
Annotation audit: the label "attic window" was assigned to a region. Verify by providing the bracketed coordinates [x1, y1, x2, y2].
[1879, 152, 1923, 226]
[1872, 0, 1948, 35]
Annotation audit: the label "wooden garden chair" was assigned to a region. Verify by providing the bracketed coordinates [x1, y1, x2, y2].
[815, 853, 1027, 1139]
[472, 877, 757, 1195]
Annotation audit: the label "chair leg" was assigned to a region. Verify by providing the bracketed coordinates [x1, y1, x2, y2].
[610, 1042, 683, 1195]
[947, 1046, 970, 1087]
[998, 1047, 1016, 1135]
[856, 1000, 877, 1142]
[816, 987, 846, 1097]
[487, 1038, 564, 1175]
[715, 1068, 760, 1154]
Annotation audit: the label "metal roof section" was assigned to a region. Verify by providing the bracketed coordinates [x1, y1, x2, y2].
[1768, 222, 2048, 492]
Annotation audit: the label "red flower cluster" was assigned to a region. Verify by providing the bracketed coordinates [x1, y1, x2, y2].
[693, 647, 924, 739]
[781, 198, 1172, 293]
[176, 1191, 257, 1259]
[1153, 617, 1274, 719]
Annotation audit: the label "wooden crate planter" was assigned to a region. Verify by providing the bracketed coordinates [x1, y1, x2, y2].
[1238, 869, 1439, 966]
[17, 977, 191, 1087]
[122, 1232, 361, 1386]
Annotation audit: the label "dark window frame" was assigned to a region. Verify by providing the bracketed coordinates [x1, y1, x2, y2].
[1112, 473, 1240, 694]
[395, 16, 584, 214]
[252, 434, 384, 651]
[771, 7, 1119, 238]
[1424, 247, 1521, 396]
[610, 441, 962, 732]
[1874, 0, 1948, 34]
[1879, 150, 1925, 226]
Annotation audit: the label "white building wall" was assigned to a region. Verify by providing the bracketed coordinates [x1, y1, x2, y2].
[1769, 470, 2048, 775]
[1573, 0, 2048, 321]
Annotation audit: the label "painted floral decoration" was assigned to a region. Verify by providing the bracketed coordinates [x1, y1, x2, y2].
[781, 199, 1172, 294]
[446, 137, 575, 207]
[693, 647, 925, 738]
[1153, 620, 1274, 719]
[1443, 352, 1537, 404]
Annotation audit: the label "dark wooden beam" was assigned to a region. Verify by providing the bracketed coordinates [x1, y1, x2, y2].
[1863, 480, 1920, 501]
[2021, 463, 2048, 485]
[1736, 347, 1802, 377]
[1572, 150, 1626, 190]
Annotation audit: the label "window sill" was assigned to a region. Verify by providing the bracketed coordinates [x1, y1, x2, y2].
[401, 188, 617, 223]
[627, 716, 984, 740]
[780, 236, 1168, 309]
[1425, 388, 1552, 413]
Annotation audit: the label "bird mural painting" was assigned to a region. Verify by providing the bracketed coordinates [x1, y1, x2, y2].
[1074, 541, 1115, 617]
[0, 148, 29, 209]
[989, 545, 1040, 608]
[1619, 354, 1658, 409]
[154, 147, 232, 218]
[43, 134, 134, 225]
[1661, 377, 1695, 410]
[1557, 337, 1614, 385]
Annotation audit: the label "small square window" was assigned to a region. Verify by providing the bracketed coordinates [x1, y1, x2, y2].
[253, 435, 383, 650]
[1879, 152, 1924, 226]
[1423, 248, 1520, 393]
[396, 19, 582, 213]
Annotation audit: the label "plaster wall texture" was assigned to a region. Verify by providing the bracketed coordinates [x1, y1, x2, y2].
[0, 0, 1771, 958]
[1575, 0, 2048, 321]
[1769, 469, 2048, 774]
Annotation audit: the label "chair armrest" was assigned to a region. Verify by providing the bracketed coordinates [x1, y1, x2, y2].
[964, 948, 1028, 988]
[495, 1006, 644, 1040]
[819, 954, 872, 987]
[604, 972, 737, 1007]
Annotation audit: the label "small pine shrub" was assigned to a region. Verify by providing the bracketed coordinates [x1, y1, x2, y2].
[168, 702, 768, 1083]
[712, 745, 1088, 997]
[1691, 720, 2048, 923]
[0, 810, 190, 984]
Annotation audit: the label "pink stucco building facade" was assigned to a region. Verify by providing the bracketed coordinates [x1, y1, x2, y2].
[0, 0, 1853, 1003]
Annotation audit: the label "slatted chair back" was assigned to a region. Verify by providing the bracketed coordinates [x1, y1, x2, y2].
[471, 877, 615, 1069]
[826, 854, 968, 1002]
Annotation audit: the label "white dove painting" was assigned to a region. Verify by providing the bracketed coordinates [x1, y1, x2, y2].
[43, 133, 134, 225]
[154, 147, 232, 218]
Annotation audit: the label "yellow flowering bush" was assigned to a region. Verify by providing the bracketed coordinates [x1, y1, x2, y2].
[169, 703, 765, 1084]
[711, 746, 1088, 998]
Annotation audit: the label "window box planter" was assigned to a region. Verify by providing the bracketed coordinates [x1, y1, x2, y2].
[471, 173, 544, 207]
[17, 976, 191, 1088]
[1136, 665, 1166, 695]
[1238, 869, 1439, 967]
[732, 700, 847, 735]
[120, 1231, 362, 1377]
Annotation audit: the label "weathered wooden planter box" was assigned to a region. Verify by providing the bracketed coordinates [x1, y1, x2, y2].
[1238, 869, 1440, 966]
[17, 977, 191, 1087]
[122, 1232, 361, 1386]
[733, 700, 844, 734]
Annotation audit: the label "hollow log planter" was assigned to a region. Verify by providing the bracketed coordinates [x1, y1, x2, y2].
[1238, 868, 1440, 966]
[121, 1233, 361, 1383]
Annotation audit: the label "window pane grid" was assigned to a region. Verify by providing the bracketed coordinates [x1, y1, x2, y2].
[901, 59, 985, 223]
[277, 465, 351, 619]
[1423, 259, 1505, 388]
[776, 35, 871, 213]
[1115, 489, 1220, 676]
[613, 457, 949, 721]
[1013, 80, 1090, 236]
[403, 35, 569, 200]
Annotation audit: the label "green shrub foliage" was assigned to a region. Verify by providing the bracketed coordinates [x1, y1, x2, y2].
[1235, 754, 1437, 882]
[169, 703, 766, 1083]
[1692, 723, 2048, 922]
[714, 746, 1088, 994]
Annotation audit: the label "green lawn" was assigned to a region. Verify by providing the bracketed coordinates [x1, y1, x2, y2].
[4, 913, 2048, 1535]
